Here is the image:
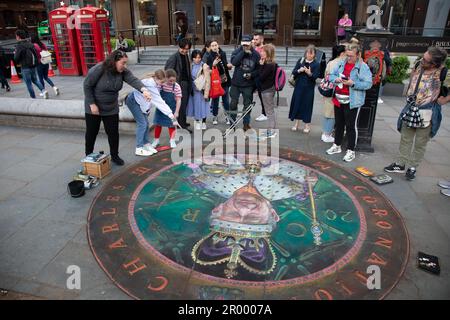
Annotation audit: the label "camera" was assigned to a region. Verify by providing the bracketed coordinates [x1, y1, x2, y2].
[243, 73, 251, 79]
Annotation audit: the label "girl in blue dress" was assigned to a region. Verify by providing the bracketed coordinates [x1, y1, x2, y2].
[187, 50, 211, 130]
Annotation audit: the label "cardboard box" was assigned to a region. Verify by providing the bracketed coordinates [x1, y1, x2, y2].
[83, 155, 111, 179]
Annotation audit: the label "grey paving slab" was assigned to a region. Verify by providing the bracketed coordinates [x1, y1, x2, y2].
[33, 242, 112, 294]
[37, 192, 94, 226]
[11, 279, 80, 299]
[16, 161, 83, 200]
[0, 161, 54, 182]
[0, 146, 42, 173]
[0, 194, 53, 242]
[29, 142, 82, 166]
[0, 272, 21, 290]
[0, 178, 28, 201]
[0, 131, 37, 150]
[0, 218, 80, 278]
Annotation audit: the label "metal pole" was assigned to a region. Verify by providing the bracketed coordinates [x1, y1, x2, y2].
[387, 6, 393, 32]
[286, 47, 288, 65]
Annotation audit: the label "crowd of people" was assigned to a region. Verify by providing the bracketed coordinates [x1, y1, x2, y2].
[1, 30, 60, 99]
[79, 32, 449, 194]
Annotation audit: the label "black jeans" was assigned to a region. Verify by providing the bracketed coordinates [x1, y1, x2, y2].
[334, 103, 360, 151]
[179, 80, 191, 128]
[85, 113, 119, 157]
[0, 67, 9, 88]
[229, 85, 254, 124]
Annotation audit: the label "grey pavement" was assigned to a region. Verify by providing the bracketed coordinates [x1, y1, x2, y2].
[0, 65, 449, 300]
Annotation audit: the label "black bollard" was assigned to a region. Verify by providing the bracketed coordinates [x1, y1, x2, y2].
[356, 29, 393, 153]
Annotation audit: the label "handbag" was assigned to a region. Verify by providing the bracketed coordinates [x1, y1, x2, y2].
[194, 64, 207, 91]
[419, 109, 432, 128]
[288, 57, 305, 87]
[220, 73, 228, 84]
[288, 74, 297, 87]
[40, 50, 52, 65]
[209, 66, 225, 99]
[401, 70, 426, 128]
[318, 75, 335, 97]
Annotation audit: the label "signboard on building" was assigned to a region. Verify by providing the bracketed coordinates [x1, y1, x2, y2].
[388, 37, 450, 53]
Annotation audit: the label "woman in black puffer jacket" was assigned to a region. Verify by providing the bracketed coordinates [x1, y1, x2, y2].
[203, 40, 232, 125]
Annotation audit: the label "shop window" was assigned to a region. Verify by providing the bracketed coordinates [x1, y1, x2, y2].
[293, 0, 322, 36]
[171, 0, 196, 37]
[204, 0, 222, 38]
[253, 0, 278, 35]
[3, 10, 15, 27]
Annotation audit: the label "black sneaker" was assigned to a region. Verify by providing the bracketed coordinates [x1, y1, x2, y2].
[111, 155, 125, 166]
[384, 163, 406, 173]
[405, 167, 416, 180]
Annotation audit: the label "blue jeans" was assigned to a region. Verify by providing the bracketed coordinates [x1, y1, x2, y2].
[322, 117, 335, 134]
[126, 93, 150, 148]
[21, 67, 44, 98]
[37, 63, 55, 88]
[211, 85, 230, 116]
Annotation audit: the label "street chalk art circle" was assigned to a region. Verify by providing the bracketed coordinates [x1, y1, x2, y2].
[87, 149, 409, 300]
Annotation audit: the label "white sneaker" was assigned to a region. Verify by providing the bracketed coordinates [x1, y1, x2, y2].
[170, 139, 177, 148]
[343, 150, 356, 162]
[326, 144, 342, 155]
[322, 134, 335, 143]
[151, 139, 159, 148]
[266, 130, 277, 139]
[53, 87, 60, 96]
[212, 117, 218, 125]
[195, 121, 202, 130]
[135, 147, 153, 156]
[378, 98, 384, 104]
[143, 144, 158, 154]
[202, 122, 207, 130]
[40, 90, 49, 99]
[226, 117, 231, 125]
[255, 114, 268, 122]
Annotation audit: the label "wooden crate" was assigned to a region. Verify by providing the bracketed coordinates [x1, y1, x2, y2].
[83, 156, 111, 179]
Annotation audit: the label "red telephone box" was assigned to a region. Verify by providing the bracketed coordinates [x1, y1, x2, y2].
[49, 5, 82, 76]
[76, 5, 112, 76]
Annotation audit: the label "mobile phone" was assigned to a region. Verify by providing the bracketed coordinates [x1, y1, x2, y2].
[340, 73, 348, 80]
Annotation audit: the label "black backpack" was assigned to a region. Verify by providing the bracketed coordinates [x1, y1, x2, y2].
[23, 46, 38, 68]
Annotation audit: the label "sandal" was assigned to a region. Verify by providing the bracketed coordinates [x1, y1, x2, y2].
[291, 126, 298, 131]
[303, 126, 311, 134]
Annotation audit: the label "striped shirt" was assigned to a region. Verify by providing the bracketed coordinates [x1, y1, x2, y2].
[159, 82, 182, 98]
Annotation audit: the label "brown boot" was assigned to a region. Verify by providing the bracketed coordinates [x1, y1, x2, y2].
[243, 123, 251, 131]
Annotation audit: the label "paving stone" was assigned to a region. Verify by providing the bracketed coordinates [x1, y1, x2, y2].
[0, 161, 53, 182]
[0, 219, 80, 278]
[0, 178, 28, 201]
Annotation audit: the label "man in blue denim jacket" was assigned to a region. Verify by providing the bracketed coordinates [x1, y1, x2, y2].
[326, 44, 373, 162]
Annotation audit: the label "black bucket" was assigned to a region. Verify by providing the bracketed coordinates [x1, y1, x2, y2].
[68, 180, 85, 198]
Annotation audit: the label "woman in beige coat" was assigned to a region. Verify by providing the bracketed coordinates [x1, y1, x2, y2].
[321, 45, 346, 143]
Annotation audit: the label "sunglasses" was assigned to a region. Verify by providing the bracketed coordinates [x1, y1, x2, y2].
[115, 51, 127, 61]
